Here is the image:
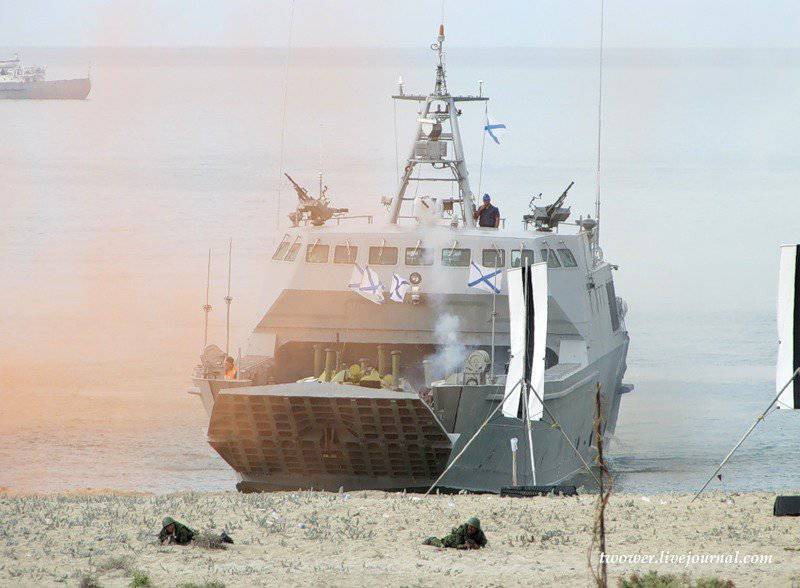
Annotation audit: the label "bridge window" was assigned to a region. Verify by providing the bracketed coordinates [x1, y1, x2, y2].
[557, 248, 577, 267]
[540, 249, 562, 268]
[442, 248, 471, 267]
[369, 246, 398, 265]
[334, 244, 357, 264]
[306, 243, 329, 263]
[284, 240, 302, 261]
[510, 249, 535, 268]
[272, 236, 291, 260]
[405, 247, 434, 266]
[482, 249, 505, 268]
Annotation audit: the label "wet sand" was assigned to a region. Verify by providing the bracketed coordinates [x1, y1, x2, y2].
[0, 489, 797, 587]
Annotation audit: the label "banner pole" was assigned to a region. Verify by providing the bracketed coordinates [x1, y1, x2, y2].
[523, 383, 536, 485]
[692, 366, 800, 502]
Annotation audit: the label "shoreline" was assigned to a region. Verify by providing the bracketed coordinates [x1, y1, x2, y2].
[1, 490, 798, 587]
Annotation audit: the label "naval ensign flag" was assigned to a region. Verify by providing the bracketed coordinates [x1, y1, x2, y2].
[776, 244, 800, 409]
[502, 262, 548, 421]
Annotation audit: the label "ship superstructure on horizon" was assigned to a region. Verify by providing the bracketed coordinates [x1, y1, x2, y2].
[190, 26, 632, 492]
[0, 53, 90, 100]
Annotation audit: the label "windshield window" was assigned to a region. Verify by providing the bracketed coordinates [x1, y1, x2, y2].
[285, 241, 301, 261]
[510, 249, 535, 267]
[369, 246, 398, 265]
[306, 243, 329, 263]
[405, 247, 434, 266]
[482, 249, 505, 268]
[334, 245, 357, 264]
[272, 237, 291, 260]
[442, 248, 471, 267]
[541, 249, 562, 268]
[558, 248, 577, 267]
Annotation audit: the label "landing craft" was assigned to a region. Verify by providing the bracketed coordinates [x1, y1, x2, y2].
[190, 26, 632, 492]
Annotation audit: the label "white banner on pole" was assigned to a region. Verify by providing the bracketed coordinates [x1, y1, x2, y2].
[776, 244, 800, 409]
[529, 262, 548, 420]
[502, 262, 548, 420]
[502, 267, 525, 418]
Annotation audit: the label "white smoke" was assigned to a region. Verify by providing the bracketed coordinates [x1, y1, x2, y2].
[424, 313, 467, 382]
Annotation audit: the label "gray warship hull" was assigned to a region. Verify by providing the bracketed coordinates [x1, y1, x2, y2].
[192, 333, 630, 492]
[0, 78, 91, 99]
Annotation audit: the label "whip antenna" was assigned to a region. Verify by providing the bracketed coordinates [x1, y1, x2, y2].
[224, 238, 233, 357]
[594, 0, 605, 244]
[202, 248, 212, 349]
[274, 0, 297, 243]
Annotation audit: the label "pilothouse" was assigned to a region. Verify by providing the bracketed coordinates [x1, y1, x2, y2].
[190, 25, 632, 493]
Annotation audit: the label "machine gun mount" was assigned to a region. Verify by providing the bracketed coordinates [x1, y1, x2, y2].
[524, 181, 574, 232]
[285, 172, 350, 227]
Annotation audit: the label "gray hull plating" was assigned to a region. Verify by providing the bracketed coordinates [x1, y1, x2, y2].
[0, 78, 91, 99]
[435, 340, 629, 491]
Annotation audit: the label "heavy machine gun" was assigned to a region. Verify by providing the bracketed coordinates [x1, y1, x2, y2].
[285, 173, 349, 227]
[524, 181, 573, 232]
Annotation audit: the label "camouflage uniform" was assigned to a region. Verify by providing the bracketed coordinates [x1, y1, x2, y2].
[423, 516, 487, 549]
[158, 516, 196, 545]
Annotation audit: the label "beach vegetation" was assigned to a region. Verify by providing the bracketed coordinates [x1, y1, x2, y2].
[619, 571, 735, 588]
[128, 570, 153, 587]
[693, 579, 735, 588]
[177, 581, 226, 588]
[96, 555, 133, 573]
[77, 572, 102, 588]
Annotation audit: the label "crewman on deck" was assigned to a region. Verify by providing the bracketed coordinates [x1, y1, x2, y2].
[474, 194, 500, 228]
[224, 356, 237, 380]
[159, 517, 196, 546]
[423, 516, 487, 549]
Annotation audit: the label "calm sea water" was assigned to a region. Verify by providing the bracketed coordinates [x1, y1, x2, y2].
[1, 46, 799, 494]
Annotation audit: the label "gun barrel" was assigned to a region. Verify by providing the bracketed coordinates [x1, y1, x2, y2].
[284, 173, 300, 188]
[285, 173, 312, 203]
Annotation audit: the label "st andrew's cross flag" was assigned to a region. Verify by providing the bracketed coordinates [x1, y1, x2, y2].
[468, 261, 503, 294]
[349, 264, 384, 304]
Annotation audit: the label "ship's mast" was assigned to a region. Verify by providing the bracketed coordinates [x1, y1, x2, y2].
[389, 25, 488, 227]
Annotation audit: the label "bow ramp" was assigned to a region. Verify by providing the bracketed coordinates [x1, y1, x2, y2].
[207, 382, 452, 491]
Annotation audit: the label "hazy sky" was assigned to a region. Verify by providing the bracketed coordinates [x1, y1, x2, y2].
[3, 0, 800, 48]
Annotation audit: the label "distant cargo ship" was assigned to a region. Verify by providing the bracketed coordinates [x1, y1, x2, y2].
[0, 54, 90, 100]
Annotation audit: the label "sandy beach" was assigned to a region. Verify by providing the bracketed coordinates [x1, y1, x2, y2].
[0, 489, 797, 587]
